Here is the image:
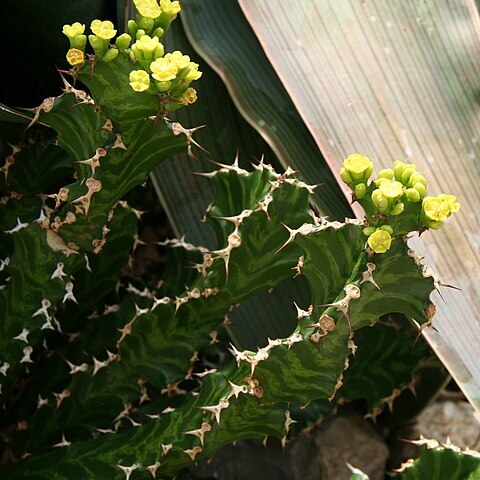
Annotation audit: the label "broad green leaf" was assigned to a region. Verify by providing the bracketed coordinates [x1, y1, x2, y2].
[239, 0, 480, 412]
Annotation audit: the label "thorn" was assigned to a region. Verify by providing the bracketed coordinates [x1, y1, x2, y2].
[4, 217, 29, 234]
[182, 422, 211, 446]
[25, 97, 56, 129]
[169, 122, 208, 156]
[184, 446, 202, 462]
[62, 282, 78, 303]
[64, 358, 89, 375]
[53, 389, 71, 408]
[227, 380, 248, 400]
[284, 410, 298, 434]
[51, 262, 67, 280]
[359, 262, 381, 290]
[112, 134, 128, 150]
[117, 464, 138, 480]
[53, 433, 71, 448]
[275, 223, 297, 253]
[20, 346, 33, 364]
[13, 328, 29, 344]
[146, 461, 161, 478]
[161, 444, 173, 456]
[198, 398, 229, 424]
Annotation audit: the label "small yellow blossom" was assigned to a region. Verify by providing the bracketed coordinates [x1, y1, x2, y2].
[135, 0, 162, 19]
[182, 87, 197, 104]
[160, 0, 181, 15]
[184, 62, 203, 82]
[165, 51, 191, 69]
[91, 20, 117, 40]
[343, 154, 374, 182]
[422, 195, 460, 222]
[367, 230, 392, 254]
[66, 48, 85, 66]
[63, 22, 85, 39]
[151, 57, 178, 81]
[129, 70, 151, 92]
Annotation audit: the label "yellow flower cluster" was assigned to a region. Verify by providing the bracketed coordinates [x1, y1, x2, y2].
[129, 43, 201, 102]
[341, 155, 461, 254]
[421, 194, 460, 229]
[62, 2, 199, 107]
[369, 161, 428, 215]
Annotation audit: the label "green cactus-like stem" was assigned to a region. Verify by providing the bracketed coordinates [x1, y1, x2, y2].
[5, 164, 313, 454]
[2, 162, 437, 478]
[0, 53, 190, 401]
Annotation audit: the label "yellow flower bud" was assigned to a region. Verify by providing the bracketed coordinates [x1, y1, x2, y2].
[101, 47, 119, 63]
[343, 154, 374, 182]
[363, 226, 376, 236]
[377, 168, 394, 180]
[66, 48, 85, 66]
[182, 87, 197, 104]
[401, 166, 416, 185]
[129, 70, 151, 92]
[354, 183, 366, 199]
[413, 182, 426, 197]
[409, 173, 426, 187]
[340, 167, 353, 185]
[128, 19, 138, 38]
[371, 189, 388, 211]
[116, 33, 132, 52]
[71, 35, 87, 50]
[150, 57, 178, 81]
[389, 202, 404, 216]
[155, 80, 172, 92]
[367, 230, 392, 254]
[405, 188, 421, 203]
[138, 17, 155, 32]
[393, 160, 408, 181]
[91, 19, 117, 40]
[154, 44, 165, 59]
[63, 22, 85, 39]
[378, 225, 393, 235]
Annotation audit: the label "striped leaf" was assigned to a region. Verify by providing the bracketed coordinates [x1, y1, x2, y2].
[239, 0, 480, 411]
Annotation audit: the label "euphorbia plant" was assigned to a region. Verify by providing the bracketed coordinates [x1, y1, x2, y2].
[0, 1, 471, 479]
